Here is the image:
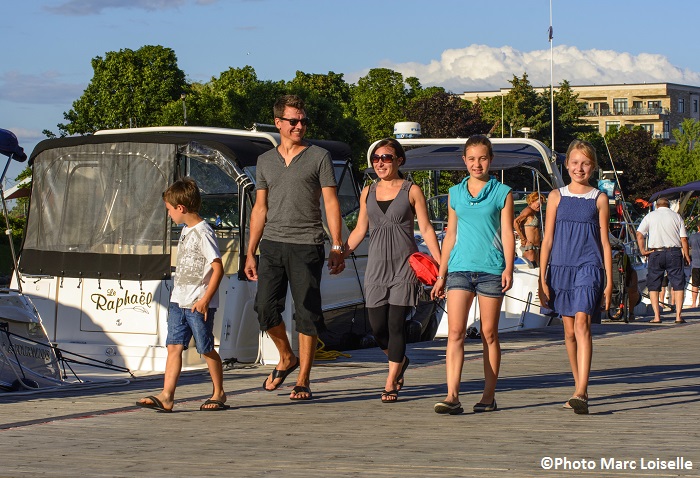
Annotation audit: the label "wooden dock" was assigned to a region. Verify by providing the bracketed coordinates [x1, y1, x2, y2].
[1, 311, 699, 477]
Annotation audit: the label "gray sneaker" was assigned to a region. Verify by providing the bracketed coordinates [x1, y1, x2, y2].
[434, 401, 464, 415]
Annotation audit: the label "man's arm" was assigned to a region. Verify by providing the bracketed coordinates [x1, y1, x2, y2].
[244, 189, 268, 281]
[321, 186, 345, 274]
[636, 231, 650, 256]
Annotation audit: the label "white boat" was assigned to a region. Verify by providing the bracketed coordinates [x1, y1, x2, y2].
[0, 289, 64, 390]
[364, 137, 567, 336]
[11, 126, 369, 373]
[0, 129, 63, 390]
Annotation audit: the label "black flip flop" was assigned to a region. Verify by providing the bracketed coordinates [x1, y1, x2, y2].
[262, 357, 299, 391]
[381, 389, 399, 403]
[136, 395, 172, 413]
[199, 399, 230, 411]
[290, 385, 313, 400]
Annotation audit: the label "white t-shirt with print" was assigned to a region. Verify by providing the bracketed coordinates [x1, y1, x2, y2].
[171, 220, 221, 309]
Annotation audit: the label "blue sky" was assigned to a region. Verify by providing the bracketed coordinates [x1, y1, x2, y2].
[3, 0, 700, 182]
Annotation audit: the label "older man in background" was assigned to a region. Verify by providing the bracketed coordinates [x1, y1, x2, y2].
[636, 197, 690, 324]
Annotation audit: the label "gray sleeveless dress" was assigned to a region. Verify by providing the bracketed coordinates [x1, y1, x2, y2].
[364, 180, 421, 308]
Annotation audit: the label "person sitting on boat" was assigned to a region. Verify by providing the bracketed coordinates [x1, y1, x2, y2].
[137, 178, 228, 412]
[344, 138, 441, 403]
[513, 192, 546, 267]
[430, 135, 515, 415]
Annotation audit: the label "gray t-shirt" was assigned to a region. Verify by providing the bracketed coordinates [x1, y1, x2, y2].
[256, 143, 337, 244]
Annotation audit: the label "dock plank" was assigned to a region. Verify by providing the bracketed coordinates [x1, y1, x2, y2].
[1, 312, 699, 477]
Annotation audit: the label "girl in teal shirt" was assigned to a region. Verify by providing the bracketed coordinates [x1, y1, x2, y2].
[431, 135, 515, 415]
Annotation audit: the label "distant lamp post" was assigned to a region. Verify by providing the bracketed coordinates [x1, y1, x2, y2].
[181, 93, 188, 126]
[519, 127, 531, 138]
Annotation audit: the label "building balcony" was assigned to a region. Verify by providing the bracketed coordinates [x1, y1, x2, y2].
[585, 107, 670, 116]
[653, 132, 670, 140]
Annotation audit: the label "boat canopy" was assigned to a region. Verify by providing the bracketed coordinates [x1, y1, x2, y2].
[20, 130, 352, 282]
[649, 180, 700, 202]
[365, 137, 565, 189]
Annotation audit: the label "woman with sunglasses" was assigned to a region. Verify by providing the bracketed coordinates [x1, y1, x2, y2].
[344, 138, 441, 403]
[430, 135, 515, 415]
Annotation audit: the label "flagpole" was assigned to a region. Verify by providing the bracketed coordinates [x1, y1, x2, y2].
[549, 0, 555, 151]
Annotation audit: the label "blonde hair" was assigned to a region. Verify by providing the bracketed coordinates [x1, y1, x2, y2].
[565, 139, 598, 170]
[526, 192, 546, 205]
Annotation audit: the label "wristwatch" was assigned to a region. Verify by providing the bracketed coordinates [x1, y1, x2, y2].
[331, 244, 344, 252]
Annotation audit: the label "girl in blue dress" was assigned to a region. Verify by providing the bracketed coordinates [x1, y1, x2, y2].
[539, 139, 613, 415]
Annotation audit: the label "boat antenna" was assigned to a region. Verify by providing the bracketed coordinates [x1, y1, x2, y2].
[601, 134, 637, 243]
[549, 0, 555, 151]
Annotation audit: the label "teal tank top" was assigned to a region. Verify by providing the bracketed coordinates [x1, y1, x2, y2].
[448, 176, 511, 275]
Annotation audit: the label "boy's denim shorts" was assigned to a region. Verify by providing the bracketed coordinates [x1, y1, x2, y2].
[166, 303, 216, 354]
[445, 271, 505, 298]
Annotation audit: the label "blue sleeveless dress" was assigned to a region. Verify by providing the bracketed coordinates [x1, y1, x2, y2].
[546, 186, 604, 317]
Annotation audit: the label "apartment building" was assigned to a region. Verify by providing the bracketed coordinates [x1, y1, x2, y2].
[460, 82, 700, 141]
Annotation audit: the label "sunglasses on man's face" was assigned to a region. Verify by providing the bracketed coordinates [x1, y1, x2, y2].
[370, 154, 396, 164]
[278, 117, 310, 127]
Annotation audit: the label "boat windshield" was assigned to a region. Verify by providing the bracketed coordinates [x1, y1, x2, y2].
[21, 141, 175, 280]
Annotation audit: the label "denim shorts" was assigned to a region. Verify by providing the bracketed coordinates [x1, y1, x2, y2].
[647, 249, 685, 291]
[166, 303, 216, 354]
[445, 271, 504, 298]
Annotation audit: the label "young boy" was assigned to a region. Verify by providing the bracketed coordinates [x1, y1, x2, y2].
[137, 178, 228, 412]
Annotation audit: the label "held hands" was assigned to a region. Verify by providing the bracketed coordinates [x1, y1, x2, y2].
[431, 277, 446, 300]
[328, 249, 346, 275]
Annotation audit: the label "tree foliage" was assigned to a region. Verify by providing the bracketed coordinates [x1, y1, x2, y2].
[605, 127, 667, 200]
[658, 118, 700, 186]
[60, 46, 187, 134]
[351, 68, 413, 143]
[548, 80, 596, 152]
[404, 90, 490, 138]
[480, 73, 547, 140]
[54, 45, 685, 201]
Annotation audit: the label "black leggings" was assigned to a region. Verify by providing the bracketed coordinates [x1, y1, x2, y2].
[367, 304, 410, 363]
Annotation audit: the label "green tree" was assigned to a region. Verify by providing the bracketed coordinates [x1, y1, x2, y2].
[606, 127, 667, 200]
[287, 70, 365, 160]
[59, 45, 187, 134]
[481, 73, 548, 140]
[404, 90, 490, 138]
[547, 80, 595, 152]
[351, 68, 412, 143]
[658, 118, 700, 186]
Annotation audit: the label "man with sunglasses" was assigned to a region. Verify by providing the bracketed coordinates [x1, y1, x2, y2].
[245, 94, 345, 401]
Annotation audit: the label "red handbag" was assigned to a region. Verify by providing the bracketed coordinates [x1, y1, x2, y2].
[408, 252, 439, 286]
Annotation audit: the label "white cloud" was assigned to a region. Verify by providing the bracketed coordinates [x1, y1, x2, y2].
[3, 128, 47, 146]
[356, 44, 700, 92]
[0, 71, 85, 105]
[43, 0, 216, 15]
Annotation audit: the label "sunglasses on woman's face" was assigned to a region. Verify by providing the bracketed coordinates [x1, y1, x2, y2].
[370, 154, 396, 164]
[278, 117, 310, 127]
